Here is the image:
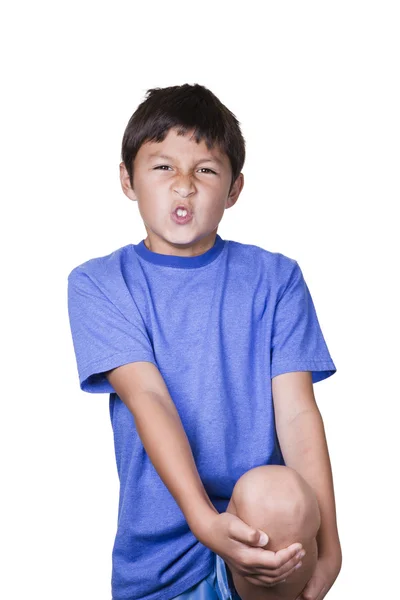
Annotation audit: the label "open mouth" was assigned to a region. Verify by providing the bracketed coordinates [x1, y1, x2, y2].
[171, 206, 193, 225]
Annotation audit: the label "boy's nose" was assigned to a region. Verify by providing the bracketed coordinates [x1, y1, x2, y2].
[173, 181, 195, 198]
[172, 172, 196, 194]
[173, 189, 195, 199]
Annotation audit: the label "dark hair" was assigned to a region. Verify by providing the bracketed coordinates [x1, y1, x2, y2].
[121, 83, 246, 193]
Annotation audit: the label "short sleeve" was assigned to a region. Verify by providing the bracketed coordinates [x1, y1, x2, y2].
[270, 261, 337, 384]
[67, 268, 158, 394]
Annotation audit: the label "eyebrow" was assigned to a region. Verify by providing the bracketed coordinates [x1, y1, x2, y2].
[147, 153, 224, 166]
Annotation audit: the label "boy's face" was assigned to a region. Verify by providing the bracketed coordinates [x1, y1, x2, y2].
[120, 127, 244, 256]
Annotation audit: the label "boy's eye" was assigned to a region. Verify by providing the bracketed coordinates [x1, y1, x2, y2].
[198, 168, 216, 174]
[153, 166, 216, 174]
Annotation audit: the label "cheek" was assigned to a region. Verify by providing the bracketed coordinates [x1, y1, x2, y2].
[202, 201, 226, 222]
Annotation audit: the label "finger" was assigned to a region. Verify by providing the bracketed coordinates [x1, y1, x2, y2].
[255, 544, 303, 572]
[245, 559, 303, 588]
[238, 543, 304, 576]
[228, 516, 269, 548]
[242, 546, 305, 581]
[279, 543, 304, 557]
[282, 558, 303, 580]
[273, 544, 304, 569]
[274, 549, 305, 577]
[258, 553, 304, 580]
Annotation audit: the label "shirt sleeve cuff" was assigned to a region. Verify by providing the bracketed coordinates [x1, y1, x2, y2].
[271, 358, 337, 384]
[79, 351, 158, 393]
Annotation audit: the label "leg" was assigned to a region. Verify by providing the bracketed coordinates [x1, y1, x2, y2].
[224, 465, 321, 600]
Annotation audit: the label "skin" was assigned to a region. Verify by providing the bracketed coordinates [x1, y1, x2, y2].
[119, 126, 245, 254]
[223, 465, 321, 600]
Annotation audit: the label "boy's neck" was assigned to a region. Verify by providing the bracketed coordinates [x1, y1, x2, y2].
[143, 230, 219, 258]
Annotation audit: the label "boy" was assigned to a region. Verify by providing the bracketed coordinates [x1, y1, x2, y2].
[67, 83, 342, 600]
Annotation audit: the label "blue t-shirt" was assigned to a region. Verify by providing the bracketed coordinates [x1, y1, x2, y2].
[67, 234, 336, 600]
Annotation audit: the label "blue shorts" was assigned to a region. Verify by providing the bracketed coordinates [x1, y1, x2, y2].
[171, 553, 241, 600]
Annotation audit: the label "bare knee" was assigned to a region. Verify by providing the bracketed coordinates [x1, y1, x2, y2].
[225, 466, 321, 599]
[229, 465, 321, 549]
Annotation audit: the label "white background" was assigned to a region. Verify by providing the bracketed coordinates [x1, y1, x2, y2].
[1, 1, 399, 598]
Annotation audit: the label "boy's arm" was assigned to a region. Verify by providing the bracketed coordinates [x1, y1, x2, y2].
[105, 361, 219, 533]
[272, 371, 342, 563]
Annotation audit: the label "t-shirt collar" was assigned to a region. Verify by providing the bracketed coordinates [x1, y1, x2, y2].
[134, 234, 226, 269]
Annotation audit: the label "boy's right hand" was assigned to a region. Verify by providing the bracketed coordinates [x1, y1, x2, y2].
[201, 511, 305, 588]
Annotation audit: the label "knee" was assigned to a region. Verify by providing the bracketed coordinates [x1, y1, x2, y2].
[231, 465, 321, 545]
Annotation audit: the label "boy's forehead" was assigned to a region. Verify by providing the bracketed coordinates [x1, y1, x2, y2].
[139, 128, 228, 166]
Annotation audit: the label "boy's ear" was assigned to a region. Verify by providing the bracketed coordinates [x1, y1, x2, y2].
[226, 172, 244, 209]
[119, 162, 138, 201]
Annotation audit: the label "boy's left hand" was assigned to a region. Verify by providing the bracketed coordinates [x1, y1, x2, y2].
[296, 554, 342, 600]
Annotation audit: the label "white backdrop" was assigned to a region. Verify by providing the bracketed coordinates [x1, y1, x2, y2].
[1, 1, 399, 598]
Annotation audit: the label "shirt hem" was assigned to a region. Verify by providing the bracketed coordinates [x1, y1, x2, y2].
[112, 559, 214, 600]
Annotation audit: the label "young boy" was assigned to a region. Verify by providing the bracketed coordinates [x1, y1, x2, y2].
[67, 83, 342, 600]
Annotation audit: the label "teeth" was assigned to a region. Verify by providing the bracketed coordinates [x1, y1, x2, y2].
[176, 209, 188, 216]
